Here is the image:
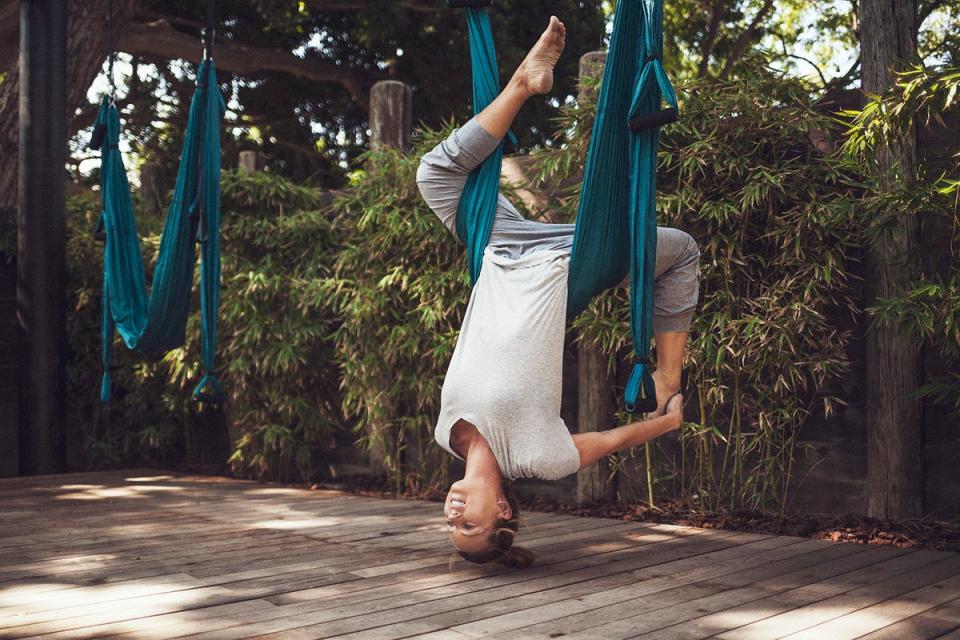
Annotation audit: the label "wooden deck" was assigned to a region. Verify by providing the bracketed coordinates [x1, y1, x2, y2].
[1, 472, 959, 640]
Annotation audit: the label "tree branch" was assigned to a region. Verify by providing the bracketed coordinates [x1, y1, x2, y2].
[116, 19, 385, 108]
[772, 31, 828, 87]
[718, 0, 776, 79]
[301, 0, 439, 13]
[697, 0, 724, 78]
[824, 54, 862, 92]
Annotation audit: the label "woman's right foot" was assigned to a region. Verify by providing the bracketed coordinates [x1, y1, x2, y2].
[664, 394, 684, 432]
[516, 16, 566, 96]
[646, 369, 680, 418]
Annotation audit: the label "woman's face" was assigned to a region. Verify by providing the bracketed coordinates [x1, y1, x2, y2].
[443, 477, 512, 554]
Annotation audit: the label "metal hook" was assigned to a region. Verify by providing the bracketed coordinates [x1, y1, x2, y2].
[203, 1, 216, 61]
[105, 0, 118, 103]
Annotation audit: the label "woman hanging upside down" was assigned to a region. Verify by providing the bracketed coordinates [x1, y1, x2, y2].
[416, 16, 700, 569]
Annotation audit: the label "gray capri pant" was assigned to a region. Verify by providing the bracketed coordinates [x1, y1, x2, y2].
[416, 118, 700, 334]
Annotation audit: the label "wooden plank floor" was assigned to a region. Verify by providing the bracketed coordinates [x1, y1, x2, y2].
[1, 471, 958, 640]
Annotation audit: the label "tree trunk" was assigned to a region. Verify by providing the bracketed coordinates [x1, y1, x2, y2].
[859, 0, 922, 519]
[0, 0, 140, 214]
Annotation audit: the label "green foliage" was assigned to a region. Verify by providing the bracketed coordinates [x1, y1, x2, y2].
[61, 60, 955, 512]
[534, 62, 861, 511]
[65, 170, 342, 480]
[66, 194, 187, 469]
[325, 129, 470, 495]
[919, 1, 960, 68]
[844, 68, 960, 155]
[206, 172, 342, 481]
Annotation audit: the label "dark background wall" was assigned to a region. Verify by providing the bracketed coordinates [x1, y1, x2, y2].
[0, 254, 17, 477]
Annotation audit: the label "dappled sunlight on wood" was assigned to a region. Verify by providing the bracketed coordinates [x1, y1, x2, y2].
[1, 471, 957, 639]
[0, 576, 204, 613]
[55, 484, 186, 501]
[246, 487, 346, 498]
[252, 516, 358, 530]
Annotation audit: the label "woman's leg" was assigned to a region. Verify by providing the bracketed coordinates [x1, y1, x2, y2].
[416, 17, 567, 239]
[608, 228, 699, 413]
[651, 331, 687, 410]
[475, 16, 566, 138]
[650, 229, 700, 413]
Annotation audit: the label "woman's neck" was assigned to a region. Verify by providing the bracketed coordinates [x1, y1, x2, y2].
[450, 419, 504, 482]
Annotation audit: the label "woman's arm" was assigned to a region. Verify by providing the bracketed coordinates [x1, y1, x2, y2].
[572, 407, 681, 470]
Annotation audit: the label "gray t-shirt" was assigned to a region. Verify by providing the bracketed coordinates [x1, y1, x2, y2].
[420, 119, 699, 481]
[434, 247, 582, 481]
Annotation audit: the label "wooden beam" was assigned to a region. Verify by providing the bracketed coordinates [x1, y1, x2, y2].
[17, 0, 68, 474]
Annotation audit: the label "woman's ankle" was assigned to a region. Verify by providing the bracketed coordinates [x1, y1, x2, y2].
[505, 72, 534, 101]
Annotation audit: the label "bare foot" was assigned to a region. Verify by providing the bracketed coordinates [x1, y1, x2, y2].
[646, 369, 680, 418]
[515, 16, 566, 96]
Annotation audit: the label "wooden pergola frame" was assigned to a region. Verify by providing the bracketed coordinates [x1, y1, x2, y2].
[17, 0, 67, 474]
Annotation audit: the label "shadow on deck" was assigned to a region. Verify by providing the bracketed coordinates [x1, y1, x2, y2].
[1, 471, 959, 639]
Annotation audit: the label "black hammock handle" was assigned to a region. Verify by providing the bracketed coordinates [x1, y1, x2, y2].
[628, 107, 678, 133]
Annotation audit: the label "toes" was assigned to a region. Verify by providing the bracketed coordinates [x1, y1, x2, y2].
[549, 16, 564, 36]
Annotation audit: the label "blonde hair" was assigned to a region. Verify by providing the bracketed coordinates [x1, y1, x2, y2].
[456, 482, 535, 569]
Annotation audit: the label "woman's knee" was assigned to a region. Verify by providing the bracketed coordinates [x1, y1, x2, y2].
[679, 230, 700, 267]
[656, 227, 700, 275]
[415, 157, 434, 195]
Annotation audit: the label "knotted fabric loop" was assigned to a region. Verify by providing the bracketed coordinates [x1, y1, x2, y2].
[625, 361, 658, 414]
[193, 373, 226, 404]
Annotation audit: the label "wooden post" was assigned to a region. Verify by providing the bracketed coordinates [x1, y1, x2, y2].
[364, 80, 413, 476]
[139, 162, 166, 216]
[369, 81, 413, 152]
[578, 51, 607, 94]
[0, 256, 17, 477]
[575, 51, 616, 504]
[578, 340, 617, 504]
[860, 0, 922, 519]
[238, 150, 267, 174]
[17, 0, 68, 474]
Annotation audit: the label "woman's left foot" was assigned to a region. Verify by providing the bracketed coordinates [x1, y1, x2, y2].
[516, 16, 566, 96]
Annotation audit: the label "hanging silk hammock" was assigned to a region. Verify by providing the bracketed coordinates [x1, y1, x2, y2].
[92, 59, 225, 404]
[450, 0, 678, 413]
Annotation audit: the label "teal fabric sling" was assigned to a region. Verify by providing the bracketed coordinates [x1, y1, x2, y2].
[93, 59, 225, 404]
[451, 0, 677, 413]
[455, 6, 517, 283]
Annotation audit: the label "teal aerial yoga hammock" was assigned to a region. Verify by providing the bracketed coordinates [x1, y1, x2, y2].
[450, 0, 678, 413]
[92, 58, 225, 404]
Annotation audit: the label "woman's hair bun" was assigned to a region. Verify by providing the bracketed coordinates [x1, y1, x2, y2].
[496, 545, 535, 569]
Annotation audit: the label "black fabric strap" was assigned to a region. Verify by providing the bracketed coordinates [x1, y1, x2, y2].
[448, 0, 494, 7]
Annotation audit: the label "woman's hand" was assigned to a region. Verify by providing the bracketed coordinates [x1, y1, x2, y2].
[573, 395, 683, 470]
